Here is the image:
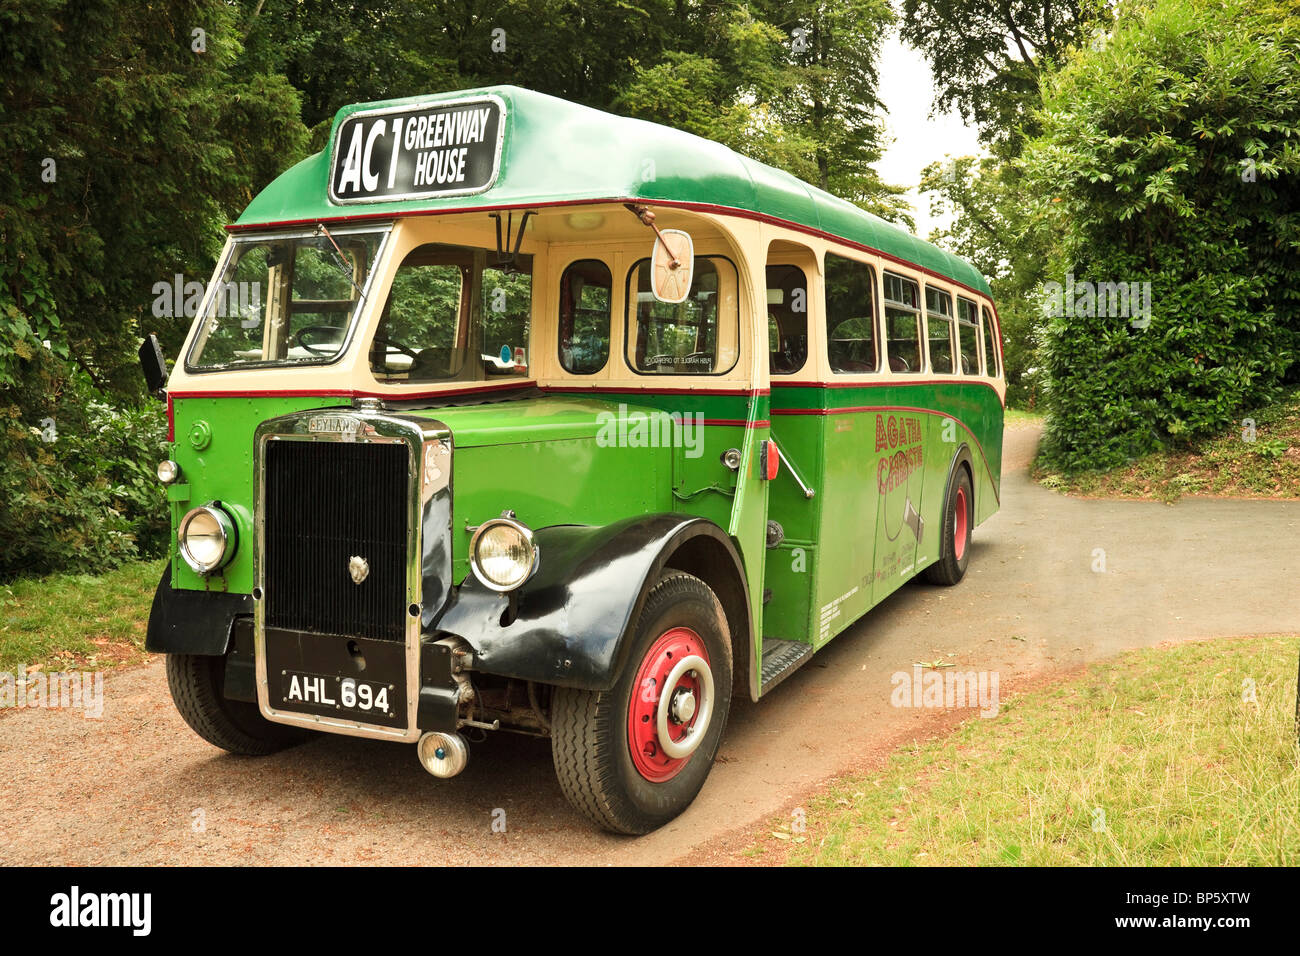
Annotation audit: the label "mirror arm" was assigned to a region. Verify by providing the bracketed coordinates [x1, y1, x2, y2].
[624, 203, 680, 268]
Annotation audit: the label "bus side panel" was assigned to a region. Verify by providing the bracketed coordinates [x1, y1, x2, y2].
[763, 412, 822, 642]
[810, 409, 877, 649]
[869, 407, 927, 610]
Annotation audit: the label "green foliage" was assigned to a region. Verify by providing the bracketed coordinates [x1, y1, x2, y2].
[1022, 0, 1300, 472]
[1, 0, 310, 393]
[616, 0, 911, 225]
[920, 155, 1048, 406]
[900, 0, 1105, 154]
[0, 352, 168, 579]
[0, 0, 306, 574]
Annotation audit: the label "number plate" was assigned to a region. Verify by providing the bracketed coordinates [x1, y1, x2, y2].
[263, 628, 407, 729]
[279, 672, 396, 719]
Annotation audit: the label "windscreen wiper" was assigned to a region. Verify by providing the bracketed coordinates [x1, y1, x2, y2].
[315, 223, 366, 299]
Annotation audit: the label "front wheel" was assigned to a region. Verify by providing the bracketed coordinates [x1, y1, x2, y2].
[923, 466, 973, 586]
[166, 653, 310, 755]
[551, 571, 733, 834]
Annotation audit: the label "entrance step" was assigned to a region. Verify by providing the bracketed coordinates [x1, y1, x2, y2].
[760, 638, 814, 694]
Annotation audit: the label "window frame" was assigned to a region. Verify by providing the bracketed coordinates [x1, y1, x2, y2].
[822, 252, 880, 376]
[622, 254, 741, 377]
[557, 257, 614, 376]
[881, 270, 924, 375]
[765, 262, 812, 377]
[980, 304, 1002, 378]
[923, 284, 957, 375]
[184, 224, 393, 374]
[955, 296, 981, 376]
[367, 242, 534, 384]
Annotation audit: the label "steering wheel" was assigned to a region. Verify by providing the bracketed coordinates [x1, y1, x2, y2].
[295, 325, 422, 360]
[371, 335, 421, 361]
[295, 325, 346, 356]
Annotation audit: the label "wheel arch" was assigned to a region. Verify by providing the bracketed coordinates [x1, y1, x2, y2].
[434, 514, 752, 693]
[945, 441, 976, 512]
[659, 531, 752, 701]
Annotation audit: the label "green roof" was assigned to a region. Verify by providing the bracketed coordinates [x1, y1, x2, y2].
[235, 85, 989, 295]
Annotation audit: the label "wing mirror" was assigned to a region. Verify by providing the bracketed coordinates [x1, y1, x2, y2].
[139, 334, 168, 399]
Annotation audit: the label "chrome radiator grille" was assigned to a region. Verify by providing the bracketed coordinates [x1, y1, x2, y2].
[263, 439, 409, 641]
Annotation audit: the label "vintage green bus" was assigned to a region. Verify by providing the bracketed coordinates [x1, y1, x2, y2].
[144, 86, 1004, 834]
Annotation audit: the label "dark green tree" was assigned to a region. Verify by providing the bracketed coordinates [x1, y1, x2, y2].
[900, 0, 1101, 154]
[1, 0, 310, 575]
[1022, 0, 1300, 472]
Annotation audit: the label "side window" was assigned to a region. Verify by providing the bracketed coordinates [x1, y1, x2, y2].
[559, 259, 612, 374]
[372, 246, 471, 379]
[925, 286, 955, 374]
[626, 256, 739, 375]
[981, 305, 1001, 377]
[883, 272, 922, 374]
[766, 264, 809, 375]
[956, 297, 980, 374]
[371, 244, 533, 382]
[824, 253, 878, 374]
[481, 260, 532, 368]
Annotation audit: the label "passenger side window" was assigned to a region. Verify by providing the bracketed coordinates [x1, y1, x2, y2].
[371, 244, 532, 382]
[925, 286, 955, 374]
[626, 257, 739, 375]
[481, 260, 532, 369]
[981, 305, 1000, 377]
[957, 297, 980, 374]
[883, 272, 922, 373]
[559, 259, 612, 375]
[766, 264, 809, 375]
[372, 247, 471, 379]
[824, 253, 878, 374]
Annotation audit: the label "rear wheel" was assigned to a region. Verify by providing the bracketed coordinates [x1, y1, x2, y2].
[166, 653, 310, 755]
[923, 466, 973, 586]
[551, 571, 732, 834]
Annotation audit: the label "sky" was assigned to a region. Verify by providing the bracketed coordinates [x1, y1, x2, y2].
[873, 29, 985, 239]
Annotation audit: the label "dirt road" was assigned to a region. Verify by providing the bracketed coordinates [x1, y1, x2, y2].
[3, 425, 1297, 865]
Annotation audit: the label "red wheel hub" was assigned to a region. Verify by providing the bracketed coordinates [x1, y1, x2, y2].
[954, 486, 969, 561]
[627, 627, 711, 782]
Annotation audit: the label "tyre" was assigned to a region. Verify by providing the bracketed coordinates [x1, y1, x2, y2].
[923, 465, 973, 586]
[166, 653, 310, 755]
[551, 571, 733, 834]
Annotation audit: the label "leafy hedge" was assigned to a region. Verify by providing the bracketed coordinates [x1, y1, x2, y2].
[0, 352, 167, 579]
[1023, 0, 1300, 472]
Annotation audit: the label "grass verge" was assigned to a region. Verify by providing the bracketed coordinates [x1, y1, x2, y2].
[1034, 389, 1300, 502]
[752, 636, 1300, 866]
[1004, 406, 1046, 428]
[0, 560, 163, 672]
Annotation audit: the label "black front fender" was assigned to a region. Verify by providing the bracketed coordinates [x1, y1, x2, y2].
[433, 514, 746, 691]
[145, 565, 253, 656]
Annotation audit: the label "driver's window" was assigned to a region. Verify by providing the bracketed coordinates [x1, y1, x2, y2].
[481, 261, 532, 371]
[287, 242, 365, 355]
[371, 245, 471, 379]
